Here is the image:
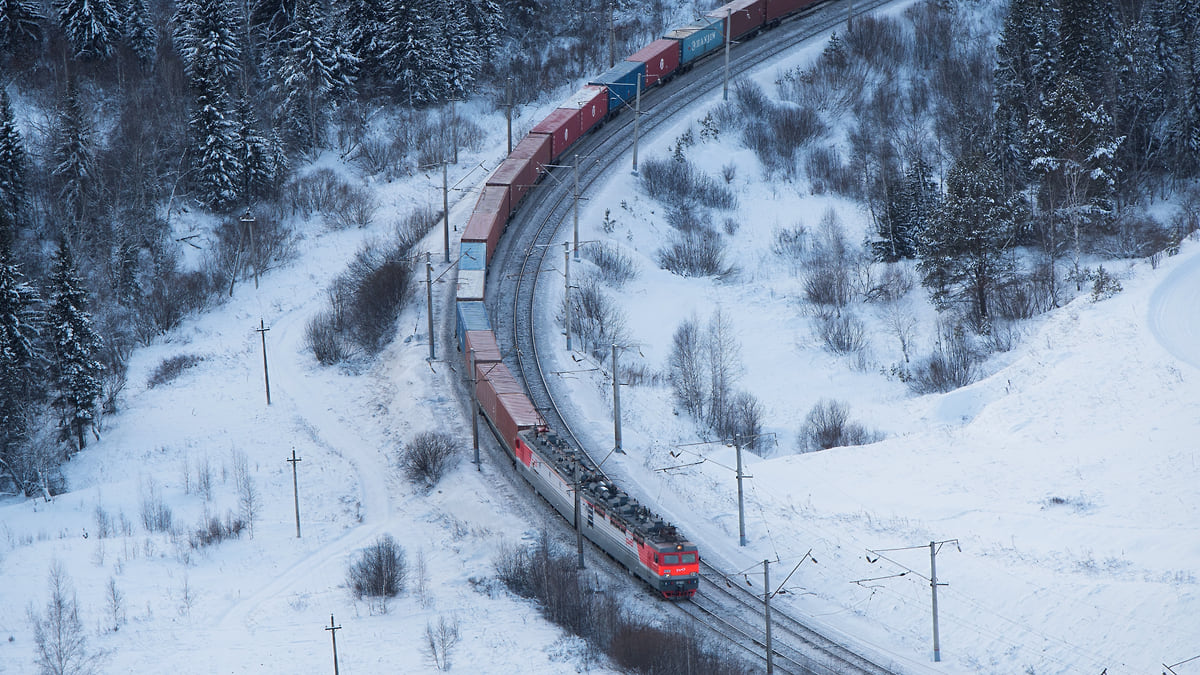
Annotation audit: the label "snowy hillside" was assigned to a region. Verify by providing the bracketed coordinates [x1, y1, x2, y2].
[3, 5, 1200, 675]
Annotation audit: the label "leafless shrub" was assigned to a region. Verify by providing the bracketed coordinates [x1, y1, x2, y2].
[187, 512, 246, 549]
[400, 431, 459, 488]
[733, 79, 771, 119]
[31, 562, 97, 675]
[725, 392, 765, 455]
[771, 224, 807, 274]
[306, 311, 350, 365]
[992, 271, 1054, 321]
[348, 534, 408, 612]
[658, 229, 729, 277]
[93, 504, 113, 539]
[137, 262, 217, 343]
[777, 35, 870, 116]
[139, 478, 173, 533]
[233, 450, 258, 538]
[805, 146, 859, 196]
[424, 616, 461, 671]
[804, 264, 851, 306]
[351, 135, 403, 178]
[105, 577, 125, 633]
[863, 262, 914, 303]
[283, 168, 374, 229]
[908, 327, 979, 394]
[669, 317, 707, 418]
[394, 206, 438, 252]
[800, 399, 881, 452]
[326, 185, 377, 230]
[743, 100, 826, 178]
[721, 162, 736, 183]
[639, 157, 737, 210]
[586, 241, 638, 287]
[883, 303, 918, 363]
[208, 211, 297, 291]
[146, 354, 203, 389]
[845, 14, 909, 72]
[905, 0, 953, 70]
[814, 311, 868, 355]
[343, 240, 415, 353]
[569, 276, 628, 360]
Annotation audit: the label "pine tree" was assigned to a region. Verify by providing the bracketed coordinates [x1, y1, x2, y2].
[0, 238, 42, 486]
[232, 95, 275, 202]
[0, 88, 26, 243]
[1058, 0, 1114, 104]
[918, 155, 1018, 322]
[436, 0, 480, 100]
[1027, 74, 1122, 284]
[338, 0, 390, 87]
[175, 0, 242, 90]
[46, 240, 103, 453]
[993, 0, 1060, 185]
[54, 0, 120, 60]
[872, 159, 939, 263]
[382, 0, 435, 105]
[190, 85, 241, 209]
[274, 0, 350, 150]
[50, 83, 96, 236]
[0, 0, 44, 59]
[123, 0, 157, 63]
[465, 0, 502, 62]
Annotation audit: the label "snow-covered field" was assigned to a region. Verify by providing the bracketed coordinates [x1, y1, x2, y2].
[3, 5, 1200, 675]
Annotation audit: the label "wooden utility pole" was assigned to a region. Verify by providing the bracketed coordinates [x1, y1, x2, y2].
[287, 450, 301, 538]
[735, 434, 746, 546]
[764, 560, 774, 674]
[425, 254, 435, 361]
[504, 77, 514, 155]
[612, 344, 622, 454]
[325, 614, 342, 675]
[241, 210, 258, 289]
[442, 162, 450, 263]
[256, 320, 271, 405]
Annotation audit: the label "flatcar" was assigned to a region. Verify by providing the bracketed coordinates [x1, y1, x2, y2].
[456, 0, 827, 599]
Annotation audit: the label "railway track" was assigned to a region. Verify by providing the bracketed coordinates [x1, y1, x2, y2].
[486, 1, 908, 672]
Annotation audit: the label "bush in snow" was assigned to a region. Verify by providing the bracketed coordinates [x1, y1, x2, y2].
[343, 239, 415, 354]
[799, 399, 880, 452]
[586, 241, 638, 287]
[639, 157, 736, 210]
[348, 534, 407, 611]
[658, 229, 729, 278]
[907, 326, 979, 394]
[813, 311, 868, 356]
[568, 276, 628, 362]
[1090, 266, 1122, 302]
[146, 354, 203, 389]
[305, 311, 349, 365]
[400, 431, 459, 488]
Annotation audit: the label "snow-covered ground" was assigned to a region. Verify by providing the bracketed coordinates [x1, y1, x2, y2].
[3, 5, 1199, 675]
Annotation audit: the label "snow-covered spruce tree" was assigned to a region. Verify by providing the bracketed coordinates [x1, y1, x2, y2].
[382, 0, 436, 105]
[54, 0, 120, 60]
[46, 240, 104, 453]
[0, 238, 43, 489]
[189, 83, 240, 210]
[0, 88, 26, 240]
[435, 0, 480, 100]
[122, 0, 156, 63]
[1155, 0, 1200, 177]
[174, 0, 241, 90]
[50, 83, 96, 237]
[917, 154, 1019, 323]
[232, 95, 277, 203]
[1058, 0, 1115, 104]
[337, 0, 391, 90]
[465, 0, 503, 63]
[274, 0, 354, 150]
[0, 0, 44, 62]
[871, 158, 939, 263]
[992, 0, 1060, 186]
[1026, 74, 1121, 288]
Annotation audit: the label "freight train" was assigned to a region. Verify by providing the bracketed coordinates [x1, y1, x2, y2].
[457, 0, 826, 599]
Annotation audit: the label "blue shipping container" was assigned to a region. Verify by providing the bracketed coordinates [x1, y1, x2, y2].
[588, 60, 646, 113]
[456, 301, 491, 352]
[460, 241, 487, 271]
[665, 17, 725, 64]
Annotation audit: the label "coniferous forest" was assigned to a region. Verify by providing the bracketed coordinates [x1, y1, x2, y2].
[1, 0, 1199, 497]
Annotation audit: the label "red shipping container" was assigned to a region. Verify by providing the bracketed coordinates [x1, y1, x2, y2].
[531, 108, 578, 161]
[477, 385, 543, 453]
[510, 134, 552, 183]
[708, 0, 766, 40]
[464, 330, 502, 370]
[765, 0, 814, 21]
[476, 183, 510, 222]
[487, 156, 538, 217]
[558, 85, 608, 138]
[478, 361, 523, 394]
[462, 208, 504, 264]
[627, 39, 681, 87]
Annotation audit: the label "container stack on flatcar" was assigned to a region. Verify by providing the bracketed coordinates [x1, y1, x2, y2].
[453, 0, 824, 599]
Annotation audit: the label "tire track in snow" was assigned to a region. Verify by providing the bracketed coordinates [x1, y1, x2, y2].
[1148, 250, 1200, 370]
[215, 307, 392, 631]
